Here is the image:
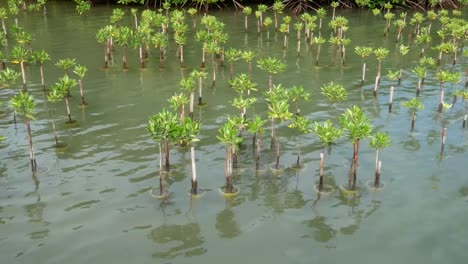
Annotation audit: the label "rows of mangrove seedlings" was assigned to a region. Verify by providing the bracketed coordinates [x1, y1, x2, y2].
[0, 0, 467, 200]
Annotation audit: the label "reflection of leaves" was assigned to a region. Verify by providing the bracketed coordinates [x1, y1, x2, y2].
[284, 189, 306, 209]
[302, 216, 337, 242]
[150, 223, 206, 259]
[402, 137, 421, 151]
[215, 209, 241, 239]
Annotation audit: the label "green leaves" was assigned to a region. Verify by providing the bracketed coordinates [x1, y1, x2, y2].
[288, 115, 311, 134]
[217, 117, 242, 149]
[147, 109, 179, 142]
[229, 73, 257, 94]
[73, 64, 88, 79]
[369, 132, 391, 150]
[402, 98, 424, 113]
[10, 90, 36, 120]
[55, 58, 76, 72]
[268, 100, 292, 123]
[0, 68, 20, 88]
[48, 75, 78, 101]
[340, 105, 372, 144]
[257, 57, 286, 75]
[320, 81, 347, 102]
[30, 49, 50, 65]
[312, 119, 343, 146]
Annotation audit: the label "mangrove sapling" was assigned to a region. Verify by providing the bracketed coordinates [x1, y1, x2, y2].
[409, 12, 425, 39]
[204, 41, 221, 87]
[402, 98, 424, 131]
[132, 26, 147, 69]
[96, 26, 113, 69]
[397, 44, 409, 85]
[369, 132, 391, 188]
[48, 75, 78, 125]
[229, 73, 258, 107]
[257, 57, 286, 91]
[256, 4, 268, 35]
[279, 22, 290, 49]
[288, 115, 311, 169]
[294, 22, 303, 56]
[225, 48, 241, 81]
[73, 64, 88, 106]
[268, 99, 293, 170]
[340, 106, 372, 190]
[217, 119, 242, 193]
[10, 91, 37, 172]
[10, 45, 29, 90]
[320, 81, 347, 103]
[190, 70, 208, 106]
[354, 46, 373, 85]
[152, 32, 168, 68]
[173, 117, 201, 194]
[436, 70, 460, 113]
[231, 95, 257, 124]
[313, 36, 325, 66]
[263, 17, 273, 41]
[383, 5, 394, 37]
[242, 6, 252, 33]
[55, 58, 76, 77]
[147, 109, 179, 171]
[415, 29, 431, 58]
[241, 50, 255, 80]
[30, 49, 50, 90]
[187, 8, 197, 28]
[316, 7, 326, 34]
[247, 115, 267, 169]
[272, 1, 284, 31]
[173, 22, 188, 67]
[179, 75, 196, 118]
[435, 42, 456, 67]
[313, 120, 343, 190]
[373, 47, 389, 96]
[168, 93, 189, 123]
[264, 84, 289, 150]
[393, 14, 406, 43]
[75, 0, 91, 15]
[287, 85, 310, 116]
[114, 26, 132, 69]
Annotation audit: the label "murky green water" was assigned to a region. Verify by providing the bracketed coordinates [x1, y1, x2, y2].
[1, 2, 468, 264]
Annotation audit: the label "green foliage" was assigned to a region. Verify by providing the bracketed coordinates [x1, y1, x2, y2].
[55, 58, 76, 72]
[30, 49, 50, 65]
[402, 98, 424, 113]
[230, 73, 257, 94]
[74, 0, 91, 15]
[288, 115, 311, 134]
[320, 81, 347, 102]
[217, 117, 243, 150]
[0, 68, 20, 88]
[340, 105, 372, 144]
[10, 90, 36, 120]
[174, 117, 201, 145]
[369, 132, 391, 150]
[73, 64, 87, 79]
[257, 57, 286, 75]
[168, 92, 189, 111]
[147, 109, 179, 143]
[312, 119, 343, 146]
[47, 75, 78, 102]
[247, 115, 267, 136]
[354, 46, 373, 59]
[268, 100, 292, 123]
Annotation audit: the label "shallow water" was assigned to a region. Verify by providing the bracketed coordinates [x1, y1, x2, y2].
[0, 3, 468, 264]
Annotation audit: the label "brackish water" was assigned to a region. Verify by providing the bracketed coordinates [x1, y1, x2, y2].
[1, 2, 468, 264]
